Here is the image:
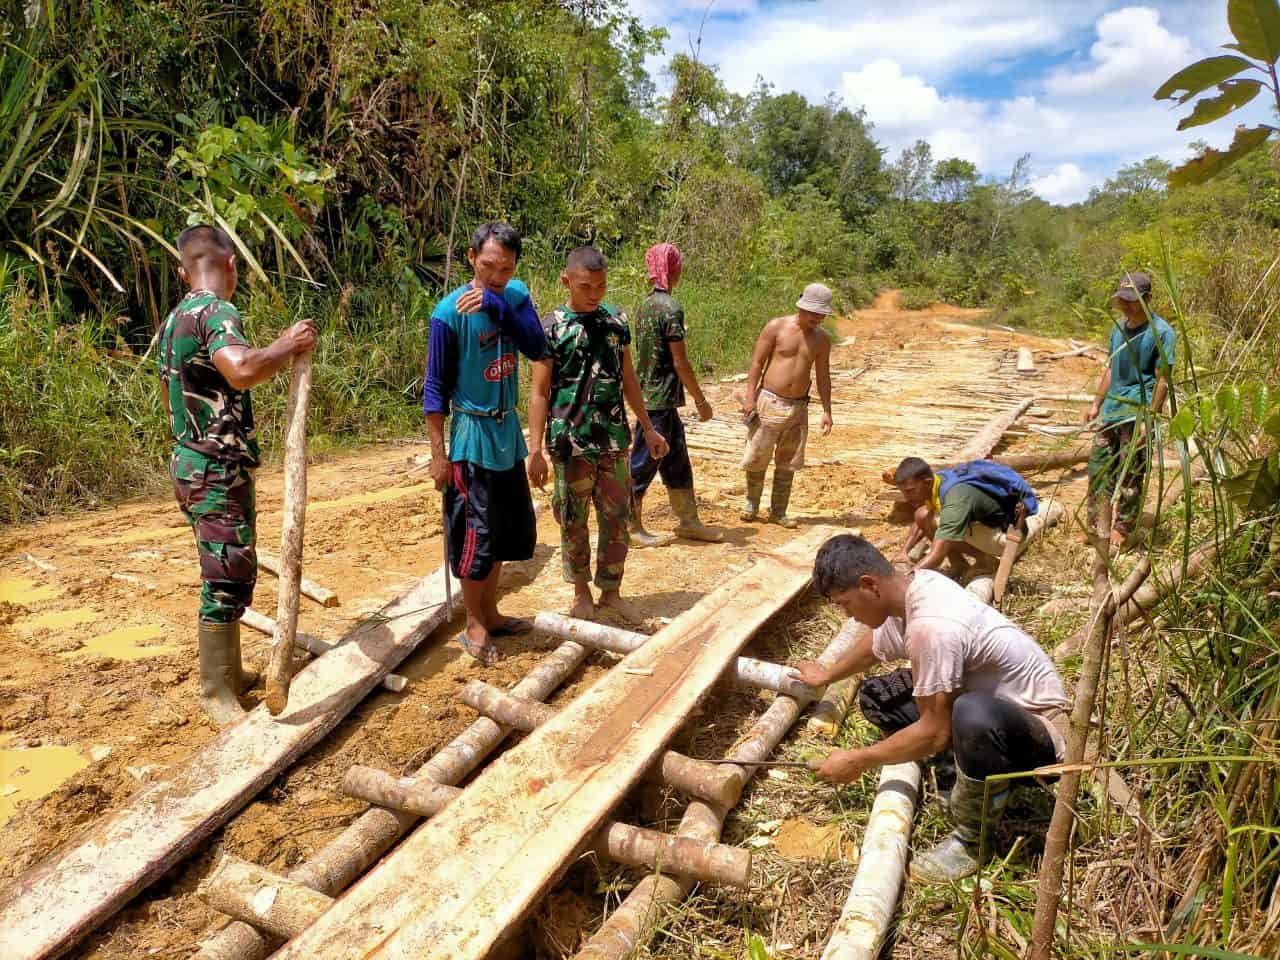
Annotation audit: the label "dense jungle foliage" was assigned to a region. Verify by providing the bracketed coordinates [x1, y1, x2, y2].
[0, 0, 1277, 522]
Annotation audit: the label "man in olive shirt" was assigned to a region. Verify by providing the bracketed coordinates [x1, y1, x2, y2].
[629, 243, 722, 546]
[891, 456, 1039, 578]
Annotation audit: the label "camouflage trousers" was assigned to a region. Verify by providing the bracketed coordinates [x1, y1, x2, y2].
[1087, 420, 1147, 536]
[552, 452, 630, 590]
[171, 450, 257, 623]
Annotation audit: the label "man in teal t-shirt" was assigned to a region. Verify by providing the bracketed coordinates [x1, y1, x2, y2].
[423, 222, 546, 665]
[1084, 271, 1176, 549]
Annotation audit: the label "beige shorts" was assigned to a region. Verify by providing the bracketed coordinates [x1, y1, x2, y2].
[961, 522, 1009, 558]
[742, 389, 809, 472]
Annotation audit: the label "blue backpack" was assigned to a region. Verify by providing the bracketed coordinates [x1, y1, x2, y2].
[938, 460, 1039, 528]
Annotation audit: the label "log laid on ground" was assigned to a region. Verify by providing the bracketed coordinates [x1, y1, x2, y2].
[197, 855, 332, 941]
[574, 618, 857, 960]
[954, 397, 1035, 461]
[965, 500, 1064, 606]
[240, 607, 407, 693]
[457, 681, 744, 807]
[807, 619, 868, 738]
[1016, 347, 1036, 373]
[534, 613, 819, 701]
[257, 551, 338, 608]
[0, 567, 454, 960]
[820, 762, 922, 960]
[269, 527, 834, 960]
[1054, 537, 1223, 660]
[193, 614, 571, 960]
[339, 767, 750, 888]
[266, 351, 313, 716]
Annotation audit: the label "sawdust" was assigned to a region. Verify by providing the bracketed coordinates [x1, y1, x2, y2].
[772, 817, 858, 863]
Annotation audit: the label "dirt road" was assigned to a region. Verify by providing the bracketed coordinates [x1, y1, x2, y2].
[0, 294, 1098, 958]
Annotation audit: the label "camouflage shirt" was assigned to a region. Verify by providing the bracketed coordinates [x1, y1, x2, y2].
[542, 303, 632, 462]
[157, 290, 260, 467]
[634, 289, 686, 411]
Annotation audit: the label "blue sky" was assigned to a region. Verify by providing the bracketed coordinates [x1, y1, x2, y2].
[627, 1, 1279, 203]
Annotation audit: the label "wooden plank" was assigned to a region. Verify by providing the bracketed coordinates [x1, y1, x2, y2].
[270, 526, 835, 960]
[0, 568, 455, 960]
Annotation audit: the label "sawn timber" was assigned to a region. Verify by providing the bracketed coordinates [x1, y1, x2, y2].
[268, 526, 836, 960]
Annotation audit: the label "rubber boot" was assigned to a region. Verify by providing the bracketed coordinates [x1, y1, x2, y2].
[669, 487, 724, 543]
[199, 619, 247, 726]
[769, 469, 799, 529]
[629, 493, 675, 549]
[231, 619, 260, 693]
[741, 470, 766, 521]
[910, 770, 1009, 882]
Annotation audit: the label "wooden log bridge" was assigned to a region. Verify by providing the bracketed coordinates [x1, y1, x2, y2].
[259, 526, 833, 959]
[0, 566, 457, 960]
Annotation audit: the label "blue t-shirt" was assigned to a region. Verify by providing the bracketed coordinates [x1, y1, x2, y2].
[422, 279, 545, 470]
[1101, 313, 1176, 424]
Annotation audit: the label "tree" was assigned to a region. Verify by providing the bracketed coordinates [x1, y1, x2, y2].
[1097, 156, 1172, 197]
[889, 140, 933, 204]
[932, 157, 979, 203]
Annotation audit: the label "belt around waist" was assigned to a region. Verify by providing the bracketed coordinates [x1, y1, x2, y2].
[760, 387, 810, 404]
[452, 405, 516, 421]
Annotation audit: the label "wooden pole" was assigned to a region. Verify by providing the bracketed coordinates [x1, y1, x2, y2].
[807, 619, 868, 738]
[195, 611, 580, 960]
[256, 551, 338, 608]
[534, 614, 817, 699]
[574, 623, 855, 960]
[340, 766, 750, 887]
[266, 351, 313, 716]
[457, 681, 744, 807]
[241, 607, 406, 693]
[955, 397, 1035, 461]
[820, 762, 922, 960]
[1027, 536, 1150, 960]
[197, 855, 332, 941]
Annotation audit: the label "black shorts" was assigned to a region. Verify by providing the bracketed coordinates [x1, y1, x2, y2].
[444, 460, 537, 581]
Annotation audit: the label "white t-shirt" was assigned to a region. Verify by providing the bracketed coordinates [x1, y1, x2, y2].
[871, 570, 1070, 759]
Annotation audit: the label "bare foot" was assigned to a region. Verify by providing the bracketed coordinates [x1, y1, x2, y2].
[1110, 528, 1128, 551]
[569, 585, 595, 621]
[598, 589, 642, 623]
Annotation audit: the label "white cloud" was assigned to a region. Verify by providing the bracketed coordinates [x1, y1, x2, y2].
[1046, 6, 1194, 97]
[635, 1, 1279, 205]
[1030, 163, 1092, 204]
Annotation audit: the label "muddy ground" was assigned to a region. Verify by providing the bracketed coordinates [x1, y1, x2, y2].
[0, 293, 1104, 958]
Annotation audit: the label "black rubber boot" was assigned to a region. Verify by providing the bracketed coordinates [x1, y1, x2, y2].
[199, 619, 247, 726]
[669, 488, 724, 542]
[741, 471, 766, 521]
[769, 469, 798, 528]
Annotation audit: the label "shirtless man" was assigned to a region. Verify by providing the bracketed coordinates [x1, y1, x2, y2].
[739, 283, 834, 527]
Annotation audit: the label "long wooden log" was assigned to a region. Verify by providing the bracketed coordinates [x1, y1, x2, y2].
[954, 397, 1035, 461]
[0, 567, 454, 960]
[574, 621, 856, 960]
[257, 551, 338, 608]
[820, 762, 922, 959]
[457, 681, 744, 807]
[266, 351, 313, 716]
[807, 619, 868, 737]
[241, 607, 406, 693]
[197, 856, 332, 941]
[269, 528, 833, 960]
[339, 767, 750, 887]
[1054, 537, 1222, 660]
[194, 626, 578, 960]
[533, 613, 818, 700]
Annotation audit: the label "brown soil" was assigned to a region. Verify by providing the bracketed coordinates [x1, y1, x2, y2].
[0, 293, 1100, 959]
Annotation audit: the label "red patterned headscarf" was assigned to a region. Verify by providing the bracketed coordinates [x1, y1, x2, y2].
[645, 243, 682, 292]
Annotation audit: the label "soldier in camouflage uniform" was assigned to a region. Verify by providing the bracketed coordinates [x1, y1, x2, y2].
[158, 225, 316, 725]
[629, 243, 723, 547]
[528, 246, 669, 622]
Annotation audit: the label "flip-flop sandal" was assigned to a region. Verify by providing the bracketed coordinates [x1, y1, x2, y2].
[454, 631, 502, 666]
[488, 617, 534, 638]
